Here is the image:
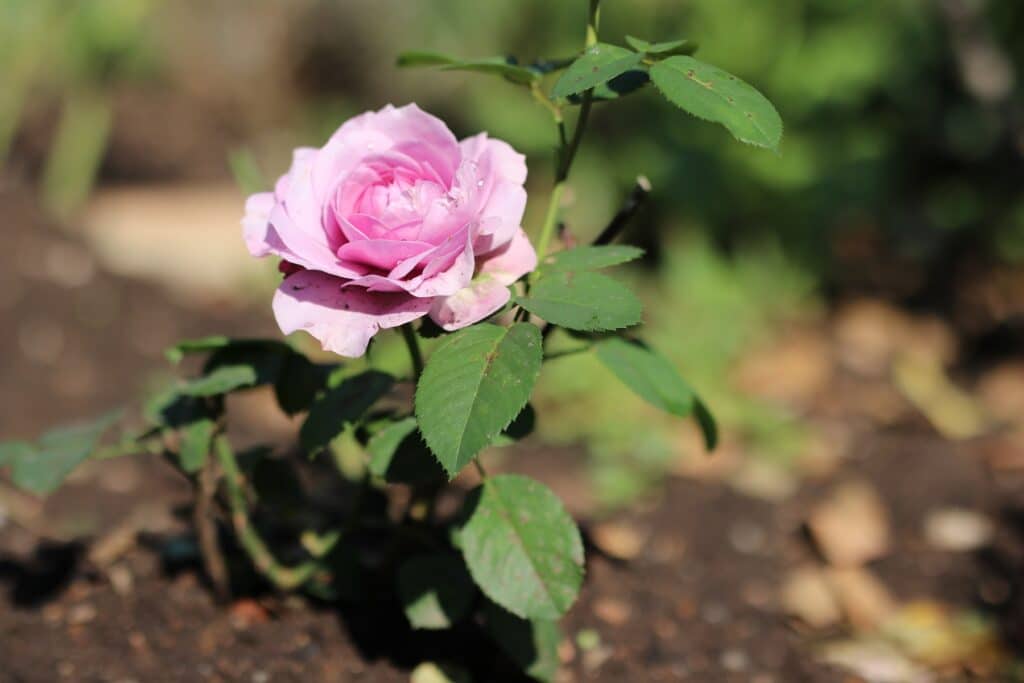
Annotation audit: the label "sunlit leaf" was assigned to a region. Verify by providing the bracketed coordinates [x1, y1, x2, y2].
[178, 418, 215, 473]
[366, 416, 444, 484]
[180, 365, 258, 397]
[539, 245, 644, 273]
[397, 554, 476, 630]
[416, 324, 542, 478]
[649, 56, 782, 150]
[552, 43, 644, 99]
[460, 474, 584, 620]
[516, 271, 642, 332]
[397, 51, 538, 84]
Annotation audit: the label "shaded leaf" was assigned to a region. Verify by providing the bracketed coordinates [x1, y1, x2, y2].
[594, 338, 695, 416]
[516, 271, 642, 332]
[0, 442, 33, 468]
[397, 554, 476, 630]
[491, 403, 536, 447]
[180, 365, 258, 397]
[460, 474, 584, 620]
[625, 35, 697, 57]
[416, 324, 542, 478]
[300, 370, 395, 455]
[367, 417, 444, 484]
[649, 56, 782, 150]
[552, 43, 644, 99]
[11, 411, 121, 495]
[571, 70, 650, 103]
[482, 600, 562, 682]
[595, 338, 718, 450]
[178, 418, 214, 473]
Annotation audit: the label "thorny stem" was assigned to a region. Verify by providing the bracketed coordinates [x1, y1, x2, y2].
[214, 435, 321, 591]
[195, 454, 230, 602]
[473, 458, 489, 480]
[531, 0, 602, 273]
[400, 323, 425, 380]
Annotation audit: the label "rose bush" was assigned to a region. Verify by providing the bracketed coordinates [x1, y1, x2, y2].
[242, 103, 537, 357]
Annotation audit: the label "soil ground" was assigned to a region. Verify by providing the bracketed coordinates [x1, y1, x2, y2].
[2, 183, 1024, 682]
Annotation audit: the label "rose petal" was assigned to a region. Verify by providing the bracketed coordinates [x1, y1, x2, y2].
[336, 239, 434, 271]
[428, 276, 511, 331]
[459, 133, 528, 185]
[478, 228, 537, 285]
[474, 181, 528, 253]
[273, 270, 430, 358]
[241, 192, 276, 257]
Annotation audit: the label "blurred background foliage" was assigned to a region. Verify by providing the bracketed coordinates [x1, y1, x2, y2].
[2, 0, 1022, 505]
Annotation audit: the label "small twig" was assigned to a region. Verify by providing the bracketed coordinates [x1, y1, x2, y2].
[195, 454, 231, 602]
[593, 175, 651, 246]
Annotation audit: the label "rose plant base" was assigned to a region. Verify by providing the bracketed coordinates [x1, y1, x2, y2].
[0, 2, 784, 681]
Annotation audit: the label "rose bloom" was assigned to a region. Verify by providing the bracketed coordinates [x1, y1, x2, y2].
[243, 104, 536, 357]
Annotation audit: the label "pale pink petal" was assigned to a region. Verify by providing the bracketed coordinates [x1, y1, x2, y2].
[459, 133, 527, 185]
[241, 192, 275, 257]
[474, 181, 528, 253]
[478, 228, 537, 285]
[336, 239, 434, 271]
[428, 276, 511, 331]
[273, 270, 430, 358]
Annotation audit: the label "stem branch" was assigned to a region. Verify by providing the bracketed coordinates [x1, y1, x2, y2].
[400, 324, 425, 380]
[215, 436, 320, 591]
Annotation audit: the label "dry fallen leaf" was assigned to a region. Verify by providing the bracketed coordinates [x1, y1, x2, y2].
[923, 507, 993, 553]
[780, 565, 842, 629]
[590, 521, 647, 561]
[808, 480, 890, 567]
[827, 566, 896, 631]
[893, 354, 989, 440]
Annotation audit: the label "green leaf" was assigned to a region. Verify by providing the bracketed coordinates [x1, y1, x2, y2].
[178, 418, 215, 473]
[460, 474, 584, 620]
[144, 387, 209, 430]
[625, 36, 698, 57]
[416, 324, 542, 478]
[397, 51, 539, 85]
[165, 335, 232, 364]
[516, 271, 642, 332]
[693, 398, 719, 451]
[649, 56, 783, 150]
[482, 601, 562, 682]
[11, 411, 121, 495]
[300, 370, 394, 455]
[0, 442, 33, 468]
[366, 417, 444, 484]
[594, 338, 695, 416]
[595, 338, 717, 450]
[551, 43, 644, 99]
[397, 554, 476, 630]
[273, 351, 330, 415]
[539, 245, 644, 273]
[180, 365, 258, 397]
[490, 403, 536, 447]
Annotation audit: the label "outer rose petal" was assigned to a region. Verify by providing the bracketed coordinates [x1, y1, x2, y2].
[428, 228, 537, 330]
[428, 277, 511, 331]
[242, 192, 275, 257]
[273, 270, 431, 358]
[459, 133, 527, 185]
[479, 228, 538, 285]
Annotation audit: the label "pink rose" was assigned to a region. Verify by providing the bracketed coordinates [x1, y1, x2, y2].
[243, 104, 536, 357]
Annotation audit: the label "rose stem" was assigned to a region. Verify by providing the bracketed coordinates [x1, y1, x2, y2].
[532, 0, 601, 267]
[400, 323, 425, 380]
[214, 435, 322, 591]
